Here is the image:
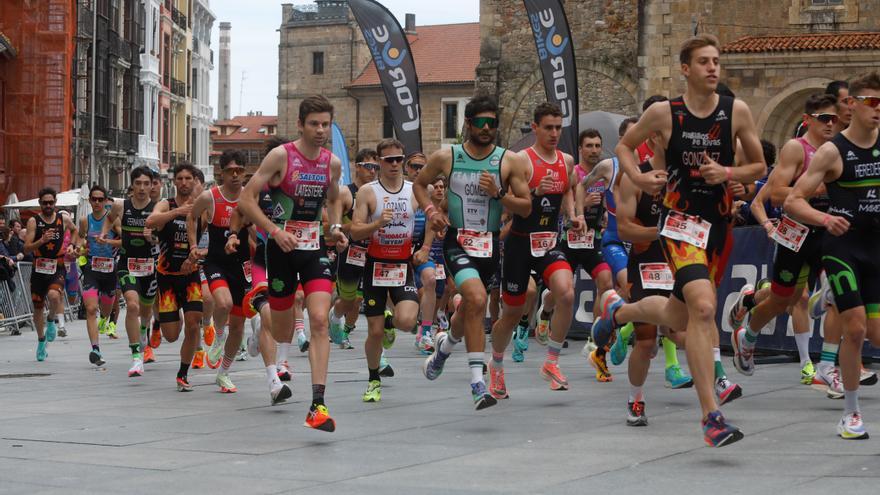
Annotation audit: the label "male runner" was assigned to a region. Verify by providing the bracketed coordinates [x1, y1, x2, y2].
[102, 166, 158, 377]
[24, 188, 77, 361]
[405, 152, 439, 354]
[827, 80, 851, 135]
[414, 93, 531, 410]
[146, 163, 203, 391]
[351, 139, 420, 402]
[595, 34, 766, 447]
[239, 95, 346, 431]
[77, 185, 117, 366]
[489, 102, 577, 398]
[785, 72, 880, 439]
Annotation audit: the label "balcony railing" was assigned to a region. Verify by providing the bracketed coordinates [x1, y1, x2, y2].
[108, 127, 139, 151]
[170, 152, 190, 166]
[171, 78, 187, 97]
[172, 7, 187, 30]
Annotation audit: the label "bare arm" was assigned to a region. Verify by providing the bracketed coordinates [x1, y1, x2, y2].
[101, 199, 122, 238]
[502, 152, 532, 218]
[146, 199, 171, 231]
[616, 173, 657, 244]
[186, 190, 212, 250]
[616, 102, 670, 193]
[339, 186, 354, 236]
[767, 139, 803, 207]
[349, 185, 380, 241]
[749, 181, 774, 233]
[730, 100, 767, 183]
[580, 159, 611, 188]
[784, 142, 848, 235]
[23, 217, 40, 254]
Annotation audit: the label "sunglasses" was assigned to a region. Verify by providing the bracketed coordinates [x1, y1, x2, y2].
[853, 95, 880, 108]
[224, 167, 245, 175]
[381, 155, 405, 164]
[89, 196, 106, 202]
[357, 162, 379, 171]
[810, 113, 839, 125]
[469, 116, 499, 129]
[407, 163, 425, 170]
[40, 200, 55, 206]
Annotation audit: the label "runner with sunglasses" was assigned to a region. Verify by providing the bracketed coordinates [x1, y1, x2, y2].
[405, 152, 439, 355]
[414, 94, 532, 410]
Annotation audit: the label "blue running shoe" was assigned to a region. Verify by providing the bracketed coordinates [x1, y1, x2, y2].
[471, 381, 498, 411]
[664, 364, 694, 389]
[422, 332, 450, 380]
[702, 410, 744, 447]
[512, 324, 528, 363]
[45, 321, 57, 343]
[609, 325, 629, 366]
[592, 290, 623, 348]
[36, 340, 48, 361]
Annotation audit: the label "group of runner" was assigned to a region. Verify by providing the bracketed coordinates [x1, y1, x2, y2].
[22, 33, 880, 446]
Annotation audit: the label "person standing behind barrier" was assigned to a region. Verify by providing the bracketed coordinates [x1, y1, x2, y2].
[24, 188, 78, 361]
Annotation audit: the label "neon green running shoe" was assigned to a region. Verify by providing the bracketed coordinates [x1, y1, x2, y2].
[382, 310, 396, 349]
[800, 361, 816, 385]
[362, 380, 381, 402]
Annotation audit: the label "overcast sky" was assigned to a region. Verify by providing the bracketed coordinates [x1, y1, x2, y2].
[207, 0, 479, 119]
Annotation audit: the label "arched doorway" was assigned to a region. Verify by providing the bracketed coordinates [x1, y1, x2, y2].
[756, 77, 832, 151]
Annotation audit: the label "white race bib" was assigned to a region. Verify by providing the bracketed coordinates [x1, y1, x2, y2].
[435, 263, 446, 280]
[566, 228, 595, 250]
[660, 211, 711, 250]
[243, 260, 252, 283]
[456, 229, 492, 258]
[35, 258, 58, 275]
[639, 262, 674, 290]
[529, 231, 558, 257]
[284, 220, 320, 251]
[345, 244, 367, 267]
[769, 215, 809, 253]
[127, 257, 155, 277]
[91, 256, 114, 273]
[372, 262, 407, 287]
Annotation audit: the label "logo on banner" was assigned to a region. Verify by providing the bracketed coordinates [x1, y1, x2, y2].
[529, 7, 573, 129]
[363, 24, 420, 132]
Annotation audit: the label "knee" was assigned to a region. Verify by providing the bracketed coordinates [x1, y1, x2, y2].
[689, 298, 716, 322]
[464, 290, 487, 312]
[214, 297, 232, 313]
[767, 294, 793, 314]
[126, 299, 140, 313]
[85, 305, 98, 317]
[164, 331, 179, 343]
[555, 285, 575, 308]
[422, 276, 436, 292]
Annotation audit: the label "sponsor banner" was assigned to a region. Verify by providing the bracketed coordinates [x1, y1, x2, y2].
[331, 123, 351, 185]
[349, 0, 422, 154]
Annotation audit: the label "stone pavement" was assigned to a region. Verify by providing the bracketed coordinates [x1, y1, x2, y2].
[0, 319, 877, 494]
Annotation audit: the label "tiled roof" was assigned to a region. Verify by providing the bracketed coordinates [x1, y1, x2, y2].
[722, 32, 880, 53]
[349, 23, 479, 87]
[212, 115, 278, 142]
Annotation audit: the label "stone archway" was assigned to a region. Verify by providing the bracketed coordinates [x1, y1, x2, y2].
[757, 77, 833, 149]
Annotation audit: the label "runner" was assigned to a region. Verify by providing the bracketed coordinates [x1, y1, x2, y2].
[413, 93, 531, 410]
[350, 139, 420, 402]
[188, 150, 249, 393]
[784, 72, 880, 440]
[23, 188, 78, 361]
[146, 163, 203, 392]
[102, 166, 158, 377]
[405, 152, 439, 355]
[594, 34, 766, 447]
[189, 168, 214, 370]
[76, 185, 117, 366]
[427, 176, 451, 337]
[489, 102, 577, 398]
[239, 95, 346, 431]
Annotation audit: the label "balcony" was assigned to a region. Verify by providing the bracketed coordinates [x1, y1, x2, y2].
[108, 128, 139, 152]
[172, 7, 188, 31]
[107, 32, 132, 61]
[170, 152, 190, 166]
[171, 78, 187, 98]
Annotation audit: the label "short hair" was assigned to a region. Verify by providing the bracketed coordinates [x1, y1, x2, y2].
[464, 93, 498, 120]
[193, 168, 205, 184]
[578, 129, 602, 147]
[130, 165, 153, 182]
[355, 148, 378, 163]
[376, 138, 405, 156]
[263, 136, 290, 156]
[642, 95, 668, 113]
[405, 152, 427, 166]
[804, 94, 838, 115]
[533, 102, 563, 124]
[825, 80, 849, 98]
[849, 72, 880, 97]
[38, 187, 57, 200]
[10, 219, 22, 229]
[150, 169, 161, 181]
[679, 33, 720, 65]
[761, 139, 777, 168]
[219, 149, 246, 168]
[715, 82, 735, 98]
[298, 95, 334, 123]
[173, 163, 198, 178]
[89, 184, 108, 197]
[618, 117, 638, 138]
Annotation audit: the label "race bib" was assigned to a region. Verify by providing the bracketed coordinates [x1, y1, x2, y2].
[127, 257, 155, 277]
[91, 257, 114, 273]
[372, 262, 407, 287]
[529, 231, 558, 257]
[660, 211, 711, 250]
[283, 220, 320, 251]
[769, 215, 809, 253]
[243, 260, 252, 283]
[639, 263, 674, 290]
[456, 229, 492, 258]
[435, 263, 446, 280]
[346, 245, 367, 267]
[35, 258, 57, 275]
[566, 228, 595, 250]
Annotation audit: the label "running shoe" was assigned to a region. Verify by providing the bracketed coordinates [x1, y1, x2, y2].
[588, 349, 613, 382]
[808, 276, 833, 320]
[144, 346, 155, 364]
[207, 329, 227, 365]
[382, 310, 396, 349]
[191, 349, 206, 369]
[540, 360, 569, 390]
[513, 323, 529, 352]
[277, 361, 292, 382]
[57, 327, 67, 338]
[436, 309, 449, 331]
[176, 376, 193, 392]
[98, 317, 108, 335]
[755, 277, 771, 291]
[415, 334, 435, 355]
[216, 372, 237, 393]
[800, 361, 816, 385]
[270, 383, 292, 406]
[609, 325, 630, 366]
[702, 410, 744, 447]
[581, 337, 597, 360]
[338, 336, 351, 350]
[860, 367, 877, 386]
[298, 331, 311, 352]
[235, 347, 248, 362]
[149, 322, 162, 349]
[329, 314, 345, 345]
[362, 380, 382, 402]
[535, 308, 551, 346]
[731, 327, 755, 376]
[727, 284, 755, 330]
[592, 289, 624, 348]
[837, 412, 869, 440]
[304, 404, 336, 432]
[714, 377, 742, 405]
[128, 358, 144, 377]
[203, 323, 215, 347]
[471, 381, 498, 411]
[89, 349, 105, 367]
[422, 332, 450, 381]
[36, 340, 48, 362]
[664, 364, 694, 389]
[626, 401, 648, 427]
[106, 322, 118, 339]
[488, 362, 509, 399]
[45, 321, 57, 342]
[247, 315, 261, 357]
[378, 352, 395, 377]
[812, 366, 844, 399]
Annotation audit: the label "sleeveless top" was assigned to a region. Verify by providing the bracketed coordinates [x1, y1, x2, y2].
[343, 182, 368, 248]
[366, 179, 415, 260]
[576, 163, 606, 231]
[511, 147, 569, 235]
[33, 213, 64, 260]
[447, 144, 505, 232]
[794, 137, 830, 212]
[602, 157, 622, 244]
[828, 132, 880, 232]
[157, 198, 193, 275]
[87, 211, 115, 260]
[268, 142, 332, 225]
[206, 186, 248, 263]
[120, 199, 156, 260]
[631, 161, 663, 256]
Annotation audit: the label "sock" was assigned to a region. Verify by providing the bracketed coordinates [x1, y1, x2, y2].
[439, 332, 459, 355]
[819, 342, 839, 370]
[518, 314, 529, 327]
[38, 336, 46, 342]
[177, 362, 189, 379]
[221, 354, 233, 372]
[539, 309, 552, 322]
[420, 320, 432, 339]
[277, 342, 290, 365]
[844, 389, 860, 414]
[139, 325, 148, 346]
[294, 319, 305, 334]
[794, 332, 811, 366]
[547, 338, 563, 363]
[713, 347, 725, 379]
[491, 351, 504, 368]
[129, 343, 141, 357]
[662, 337, 680, 368]
[312, 384, 325, 406]
[56, 314, 65, 329]
[91, 344, 100, 352]
[215, 324, 226, 340]
[629, 385, 643, 403]
[619, 322, 634, 342]
[344, 323, 356, 336]
[744, 320, 760, 344]
[368, 367, 380, 382]
[265, 365, 279, 388]
[467, 352, 484, 384]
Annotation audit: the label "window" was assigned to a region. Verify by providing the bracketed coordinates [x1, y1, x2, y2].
[811, 0, 843, 4]
[192, 68, 198, 100]
[312, 52, 324, 75]
[382, 106, 394, 138]
[444, 102, 458, 140]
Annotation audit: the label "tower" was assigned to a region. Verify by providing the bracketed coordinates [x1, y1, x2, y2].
[218, 21, 231, 120]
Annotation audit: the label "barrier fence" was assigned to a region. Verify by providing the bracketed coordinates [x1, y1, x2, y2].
[0, 261, 82, 335]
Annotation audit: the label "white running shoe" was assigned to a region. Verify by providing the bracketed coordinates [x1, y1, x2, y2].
[247, 315, 261, 357]
[128, 358, 144, 377]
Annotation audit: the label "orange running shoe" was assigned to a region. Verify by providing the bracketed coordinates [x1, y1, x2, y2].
[149, 324, 162, 349]
[540, 360, 569, 390]
[588, 349, 613, 383]
[204, 324, 216, 347]
[191, 349, 206, 369]
[304, 404, 336, 432]
[144, 346, 155, 364]
[488, 362, 509, 399]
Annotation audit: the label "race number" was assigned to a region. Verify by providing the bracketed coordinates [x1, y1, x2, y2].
[372, 262, 407, 287]
[639, 263, 674, 290]
[91, 257, 114, 273]
[283, 220, 320, 251]
[345, 245, 367, 267]
[529, 231, 558, 257]
[660, 211, 711, 250]
[769, 215, 809, 253]
[456, 229, 492, 258]
[127, 257, 155, 277]
[566, 228, 595, 249]
[35, 258, 58, 275]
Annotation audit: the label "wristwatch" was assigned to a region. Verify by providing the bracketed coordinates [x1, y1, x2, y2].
[329, 223, 343, 233]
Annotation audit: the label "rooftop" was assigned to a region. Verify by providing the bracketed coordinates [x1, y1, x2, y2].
[722, 32, 880, 53]
[212, 114, 278, 142]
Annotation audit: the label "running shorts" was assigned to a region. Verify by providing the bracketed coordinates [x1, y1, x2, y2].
[264, 238, 333, 310]
[443, 228, 500, 289]
[501, 233, 571, 306]
[362, 256, 418, 317]
[203, 260, 249, 317]
[157, 272, 203, 322]
[770, 228, 824, 298]
[658, 210, 733, 301]
[821, 230, 880, 316]
[30, 263, 66, 310]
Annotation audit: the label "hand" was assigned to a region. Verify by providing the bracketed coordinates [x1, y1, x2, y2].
[330, 228, 348, 251]
[65, 244, 75, 256]
[479, 171, 500, 198]
[584, 192, 602, 208]
[570, 215, 585, 233]
[273, 228, 299, 253]
[174, 202, 193, 217]
[762, 219, 777, 237]
[142, 227, 153, 239]
[40, 229, 55, 244]
[377, 208, 394, 227]
[825, 215, 850, 236]
[224, 234, 240, 254]
[95, 234, 108, 245]
[699, 153, 728, 185]
[633, 170, 668, 195]
[189, 246, 206, 261]
[429, 212, 450, 233]
[729, 181, 746, 197]
[181, 257, 195, 274]
[534, 173, 554, 196]
[16, 253, 23, 261]
[412, 247, 430, 266]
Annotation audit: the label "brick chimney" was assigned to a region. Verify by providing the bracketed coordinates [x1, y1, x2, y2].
[405, 13, 416, 36]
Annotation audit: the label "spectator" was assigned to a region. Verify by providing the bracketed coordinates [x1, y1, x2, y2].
[0, 226, 18, 289]
[5, 219, 26, 260]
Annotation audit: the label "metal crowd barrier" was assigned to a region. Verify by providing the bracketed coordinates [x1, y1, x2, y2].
[0, 262, 35, 334]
